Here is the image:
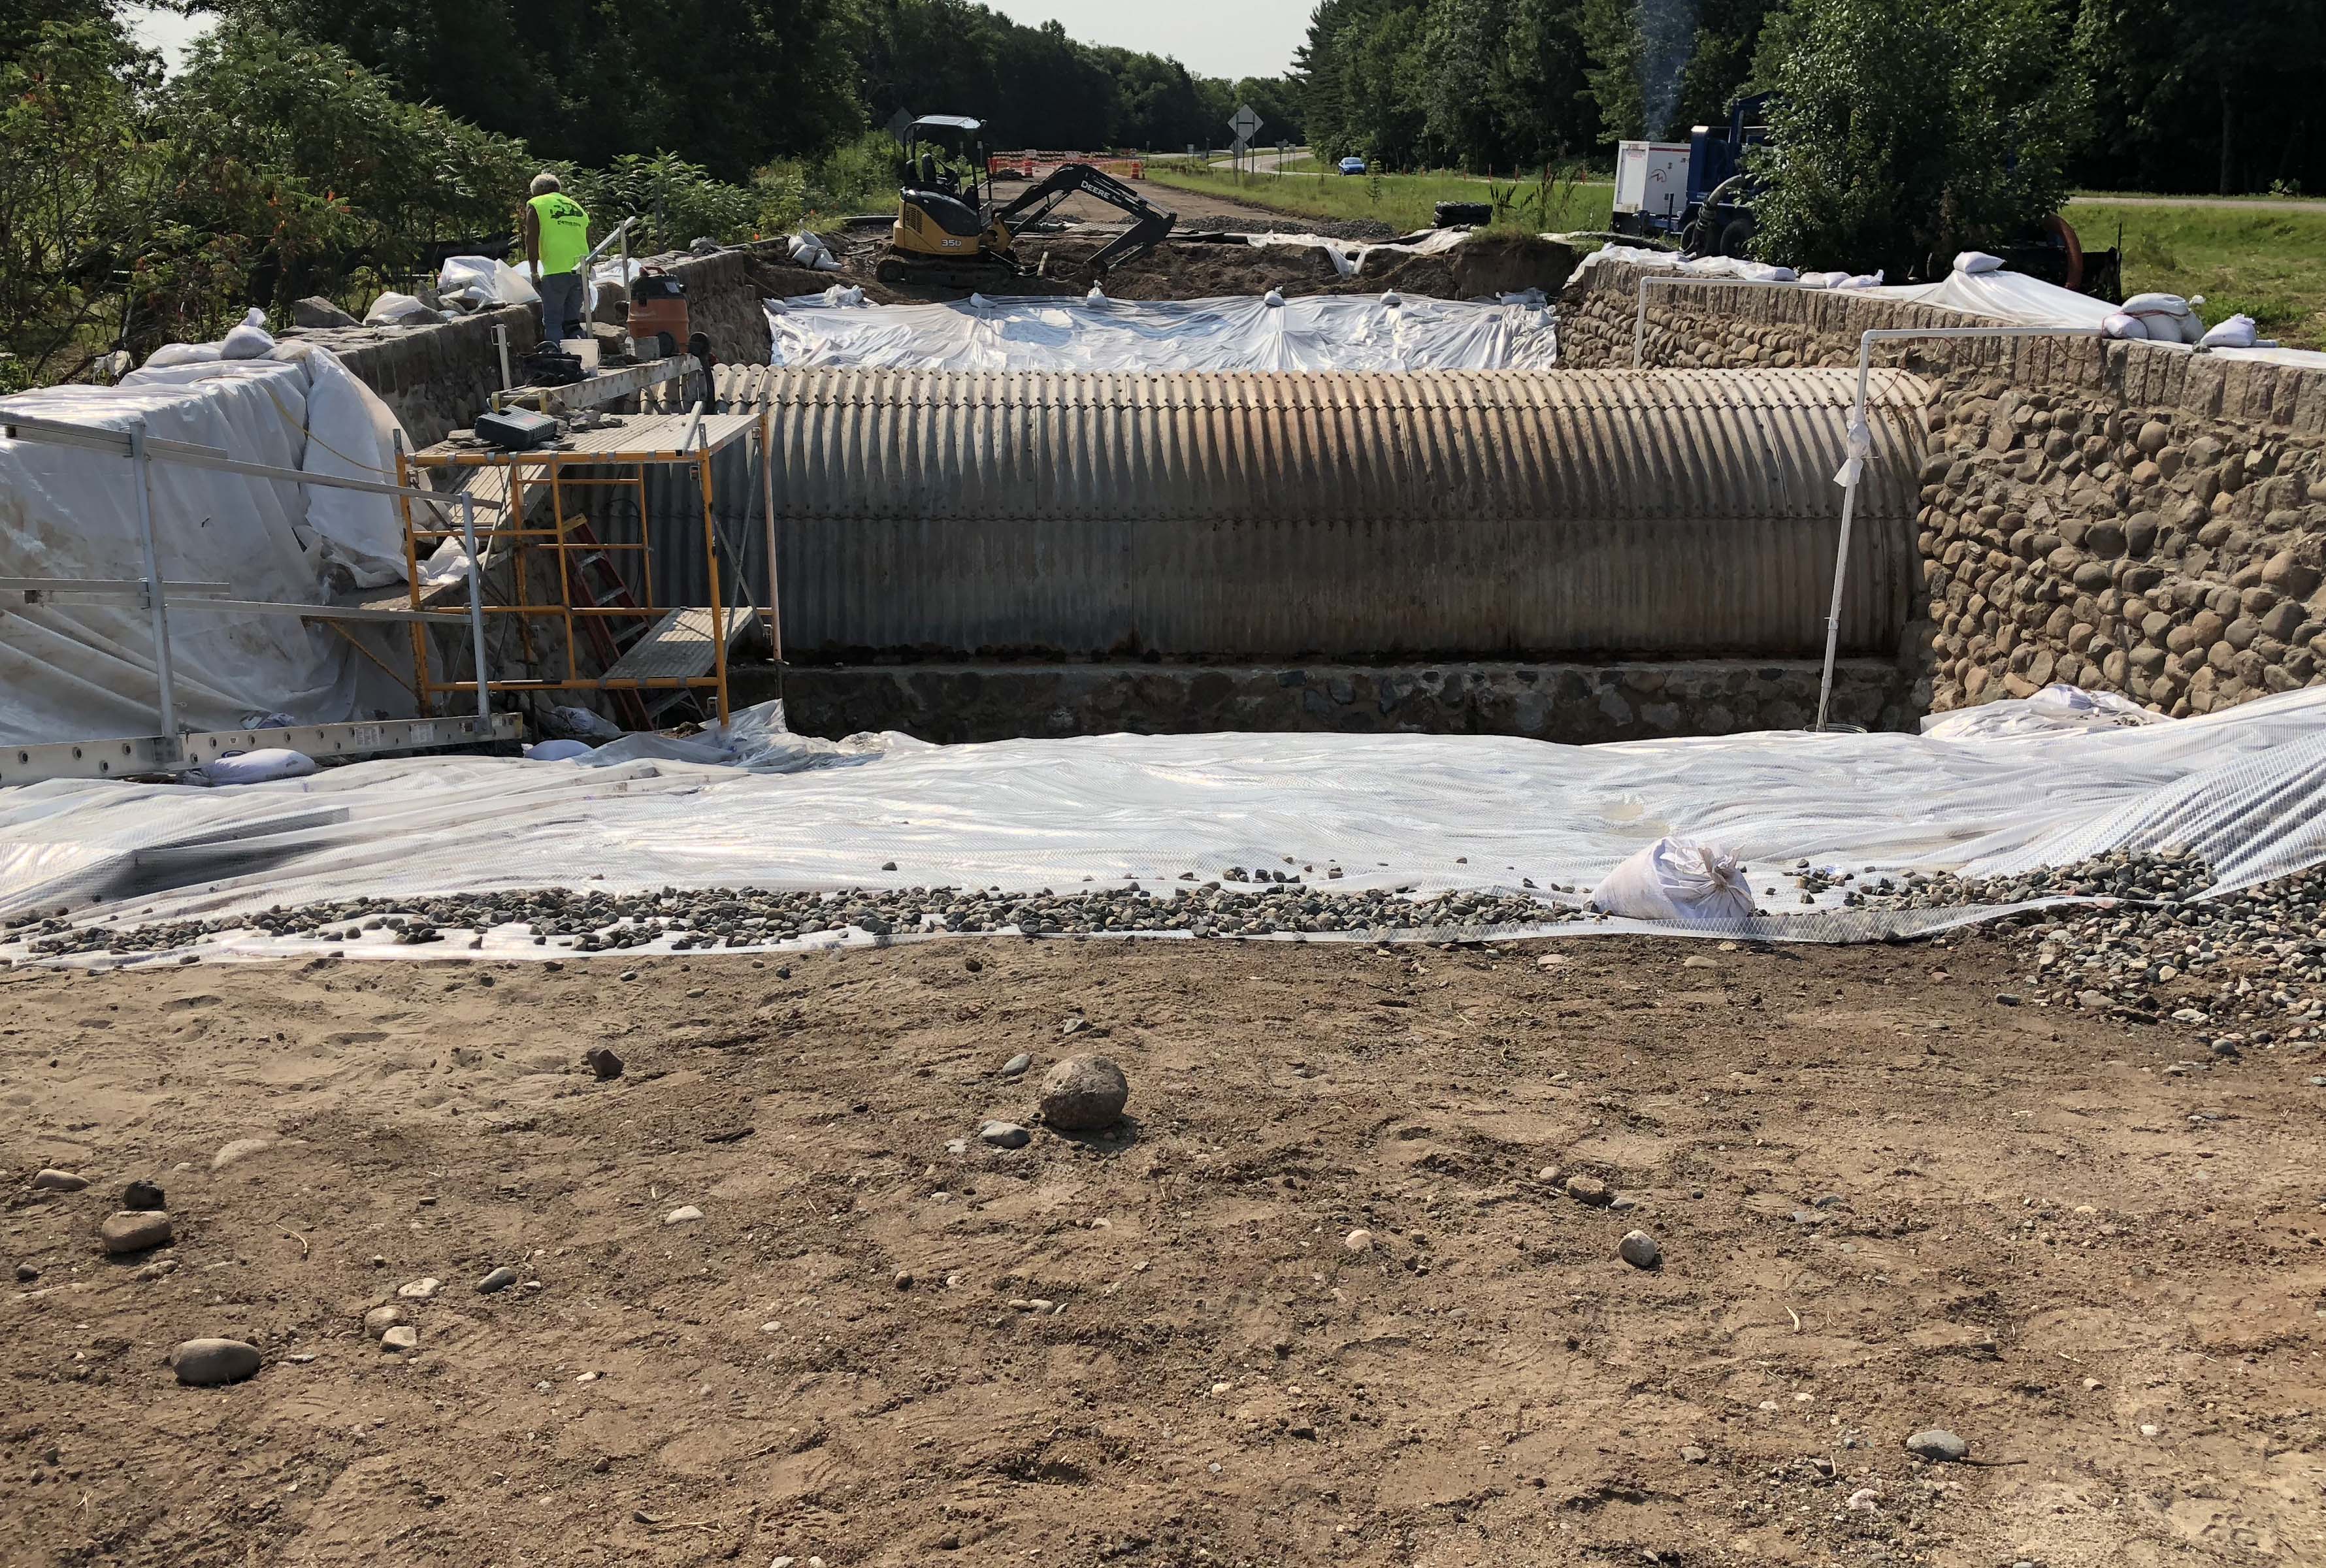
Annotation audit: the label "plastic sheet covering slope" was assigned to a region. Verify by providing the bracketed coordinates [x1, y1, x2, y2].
[1857, 270, 2326, 372]
[5, 688, 2325, 962]
[0, 347, 418, 744]
[1230, 227, 1473, 278]
[764, 291, 1557, 372]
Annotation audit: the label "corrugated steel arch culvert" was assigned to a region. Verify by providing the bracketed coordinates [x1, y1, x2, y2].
[625, 367, 1929, 661]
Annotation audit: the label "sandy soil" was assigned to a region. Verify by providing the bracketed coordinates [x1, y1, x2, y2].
[4, 932, 2322, 1568]
[1003, 177, 1393, 238]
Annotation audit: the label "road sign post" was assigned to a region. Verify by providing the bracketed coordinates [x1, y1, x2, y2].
[1227, 105, 1262, 176]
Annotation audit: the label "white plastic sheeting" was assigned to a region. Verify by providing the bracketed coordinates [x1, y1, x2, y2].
[7, 687, 2325, 962]
[436, 255, 539, 310]
[1228, 227, 1474, 279]
[0, 339, 423, 743]
[1570, 242, 1798, 284]
[765, 290, 1558, 372]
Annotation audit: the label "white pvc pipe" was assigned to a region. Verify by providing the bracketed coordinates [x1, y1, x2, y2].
[459, 493, 491, 724]
[1814, 323, 2105, 730]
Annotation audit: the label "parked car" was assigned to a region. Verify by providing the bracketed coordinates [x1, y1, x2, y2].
[1337, 156, 1367, 176]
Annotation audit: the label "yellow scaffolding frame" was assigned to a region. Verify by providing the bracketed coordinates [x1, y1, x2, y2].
[394, 408, 776, 729]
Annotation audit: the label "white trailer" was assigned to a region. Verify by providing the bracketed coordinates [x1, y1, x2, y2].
[1613, 140, 1692, 223]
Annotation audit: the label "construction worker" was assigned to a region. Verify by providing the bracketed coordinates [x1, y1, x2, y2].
[524, 172, 589, 345]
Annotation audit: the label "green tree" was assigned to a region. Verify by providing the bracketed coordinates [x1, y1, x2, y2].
[0, 16, 183, 386]
[1748, 0, 2088, 275]
[2074, 0, 2323, 194]
[201, 0, 862, 182]
[157, 20, 536, 302]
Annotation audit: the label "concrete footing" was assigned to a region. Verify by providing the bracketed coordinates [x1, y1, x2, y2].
[742, 659, 1910, 744]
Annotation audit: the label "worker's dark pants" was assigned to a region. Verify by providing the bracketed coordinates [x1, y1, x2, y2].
[537, 271, 584, 342]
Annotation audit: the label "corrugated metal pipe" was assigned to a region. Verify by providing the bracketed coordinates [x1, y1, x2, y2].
[624, 366, 1931, 662]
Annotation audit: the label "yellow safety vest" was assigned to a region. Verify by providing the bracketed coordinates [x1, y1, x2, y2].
[529, 193, 589, 276]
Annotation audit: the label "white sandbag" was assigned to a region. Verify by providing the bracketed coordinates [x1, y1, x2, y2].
[1835, 270, 1884, 290]
[2103, 311, 2147, 339]
[525, 738, 595, 762]
[1588, 836, 1758, 923]
[1954, 251, 2005, 274]
[363, 292, 438, 327]
[1922, 683, 2158, 740]
[220, 308, 274, 359]
[437, 255, 540, 309]
[141, 342, 223, 369]
[2120, 291, 2206, 343]
[197, 749, 319, 785]
[1797, 270, 1848, 289]
[2199, 313, 2257, 349]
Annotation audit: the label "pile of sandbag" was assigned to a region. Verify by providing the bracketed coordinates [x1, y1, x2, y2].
[788, 232, 844, 273]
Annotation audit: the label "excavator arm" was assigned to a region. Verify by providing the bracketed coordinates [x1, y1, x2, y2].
[989, 163, 1177, 276]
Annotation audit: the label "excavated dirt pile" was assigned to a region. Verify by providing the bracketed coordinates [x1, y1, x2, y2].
[806, 228, 1579, 306]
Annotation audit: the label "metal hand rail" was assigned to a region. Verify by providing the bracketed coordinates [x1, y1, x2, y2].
[2, 409, 498, 766]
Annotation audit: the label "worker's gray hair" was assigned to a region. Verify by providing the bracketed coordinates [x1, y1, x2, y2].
[530, 172, 561, 195]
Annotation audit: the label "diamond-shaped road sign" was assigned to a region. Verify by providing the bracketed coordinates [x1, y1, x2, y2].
[1228, 104, 1262, 142]
[887, 107, 915, 140]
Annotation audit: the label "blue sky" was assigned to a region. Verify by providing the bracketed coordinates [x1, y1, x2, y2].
[129, 1, 1311, 79]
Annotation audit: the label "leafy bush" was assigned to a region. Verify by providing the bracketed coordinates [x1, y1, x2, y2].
[1746, 0, 2087, 275]
[753, 133, 903, 236]
[0, 19, 171, 383]
[552, 154, 759, 255]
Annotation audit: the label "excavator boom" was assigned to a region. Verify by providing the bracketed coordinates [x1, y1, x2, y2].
[989, 163, 1177, 276]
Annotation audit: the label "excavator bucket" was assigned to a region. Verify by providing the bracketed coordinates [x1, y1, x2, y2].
[989, 163, 1179, 278]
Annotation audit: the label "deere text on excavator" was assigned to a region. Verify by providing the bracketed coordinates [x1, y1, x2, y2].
[880, 116, 1177, 289]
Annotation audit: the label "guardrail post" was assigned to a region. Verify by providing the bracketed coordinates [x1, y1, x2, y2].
[128, 419, 180, 765]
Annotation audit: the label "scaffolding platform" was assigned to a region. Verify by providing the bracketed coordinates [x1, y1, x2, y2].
[397, 406, 776, 730]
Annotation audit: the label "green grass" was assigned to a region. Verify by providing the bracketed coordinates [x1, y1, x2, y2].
[1150, 163, 2324, 349]
[2071, 201, 2326, 349]
[1145, 160, 1614, 237]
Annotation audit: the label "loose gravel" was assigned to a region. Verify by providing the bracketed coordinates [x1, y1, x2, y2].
[12, 847, 2324, 1051]
[11, 881, 1588, 958]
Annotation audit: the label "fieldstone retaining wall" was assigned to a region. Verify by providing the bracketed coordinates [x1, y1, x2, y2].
[1560, 261, 2326, 715]
[749, 659, 1905, 745]
[295, 244, 779, 448]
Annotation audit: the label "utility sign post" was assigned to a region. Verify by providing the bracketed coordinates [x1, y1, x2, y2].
[887, 107, 915, 142]
[1228, 105, 1261, 174]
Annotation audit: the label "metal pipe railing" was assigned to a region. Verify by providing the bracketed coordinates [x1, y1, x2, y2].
[1631, 274, 1809, 367]
[2, 410, 497, 763]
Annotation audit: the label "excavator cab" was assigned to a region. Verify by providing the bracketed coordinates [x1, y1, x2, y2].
[892, 116, 1010, 260]
[883, 114, 1177, 288]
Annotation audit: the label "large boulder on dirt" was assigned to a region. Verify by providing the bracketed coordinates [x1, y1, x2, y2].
[1038, 1054, 1130, 1131]
[291, 296, 360, 329]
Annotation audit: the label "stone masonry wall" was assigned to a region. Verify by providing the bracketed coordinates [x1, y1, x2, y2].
[1560, 261, 2326, 715]
[743, 659, 1904, 745]
[291, 243, 781, 448]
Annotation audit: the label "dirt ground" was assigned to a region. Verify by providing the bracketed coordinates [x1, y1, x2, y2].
[1009, 177, 1394, 238]
[789, 178, 1574, 305]
[4, 930, 2322, 1568]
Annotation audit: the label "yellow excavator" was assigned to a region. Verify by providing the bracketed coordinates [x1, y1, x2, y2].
[880, 115, 1177, 288]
